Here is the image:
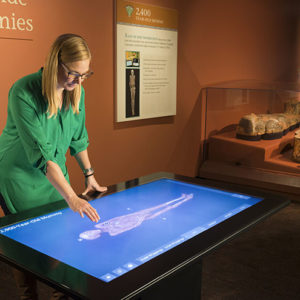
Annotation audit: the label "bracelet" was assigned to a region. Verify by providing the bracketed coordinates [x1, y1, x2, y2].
[83, 167, 94, 175]
[85, 172, 94, 178]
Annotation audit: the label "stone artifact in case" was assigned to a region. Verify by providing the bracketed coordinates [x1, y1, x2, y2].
[292, 129, 300, 163]
[198, 84, 300, 200]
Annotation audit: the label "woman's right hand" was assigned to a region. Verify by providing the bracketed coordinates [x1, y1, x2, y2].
[67, 195, 100, 223]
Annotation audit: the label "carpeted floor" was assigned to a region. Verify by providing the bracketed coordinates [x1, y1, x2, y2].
[201, 201, 300, 300]
[0, 202, 299, 300]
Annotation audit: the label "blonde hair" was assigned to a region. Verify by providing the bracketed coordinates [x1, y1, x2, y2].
[42, 33, 91, 118]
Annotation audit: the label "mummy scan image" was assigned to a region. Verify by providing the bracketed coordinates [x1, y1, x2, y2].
[79, 194, 193, 240]
[129, 69, 136, 116]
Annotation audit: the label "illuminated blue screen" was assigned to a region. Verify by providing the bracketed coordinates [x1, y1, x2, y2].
[0, 179, 262, 282]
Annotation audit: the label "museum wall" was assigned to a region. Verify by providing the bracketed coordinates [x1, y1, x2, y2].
[166, 0, 299, 176]
[0, 0, 299, 194]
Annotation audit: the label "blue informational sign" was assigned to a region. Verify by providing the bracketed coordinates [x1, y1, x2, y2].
[0, 179, 262, 282]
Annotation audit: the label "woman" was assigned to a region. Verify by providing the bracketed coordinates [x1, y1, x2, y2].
[0, 33, 106, 299]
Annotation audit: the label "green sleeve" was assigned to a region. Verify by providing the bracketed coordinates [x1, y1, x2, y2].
[69, 88, 89, 156]
[9, 85, 56, 173]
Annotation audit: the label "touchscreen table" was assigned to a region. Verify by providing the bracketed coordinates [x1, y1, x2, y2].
[0, 173, 289, 300]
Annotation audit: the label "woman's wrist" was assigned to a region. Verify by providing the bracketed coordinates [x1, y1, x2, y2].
[65, 192, 78, 205]
[85, 172, 94, 178]
[83, 167, 94, 177]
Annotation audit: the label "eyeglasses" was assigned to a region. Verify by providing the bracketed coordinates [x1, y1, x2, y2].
[60, 63, 94, 82]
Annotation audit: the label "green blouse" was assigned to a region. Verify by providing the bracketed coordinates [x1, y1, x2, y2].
[0, 69, 89, 213]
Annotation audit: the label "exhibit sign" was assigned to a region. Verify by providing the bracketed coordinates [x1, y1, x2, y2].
[0, 0, 34, 41]
[115, 0, 178, 122]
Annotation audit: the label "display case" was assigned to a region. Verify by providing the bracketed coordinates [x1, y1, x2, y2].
[198, 83, 300, 201]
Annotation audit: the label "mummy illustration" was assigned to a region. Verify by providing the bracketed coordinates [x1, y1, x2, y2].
[79, 193, 193, 240]
[129, 69, 136, 116]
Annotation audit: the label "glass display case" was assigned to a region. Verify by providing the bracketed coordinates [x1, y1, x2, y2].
[198, 83, 300, 200]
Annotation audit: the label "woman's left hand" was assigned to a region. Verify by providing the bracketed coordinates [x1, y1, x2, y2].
[81, 175, 107, 200]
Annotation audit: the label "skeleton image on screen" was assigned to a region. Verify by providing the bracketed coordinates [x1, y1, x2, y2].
[79, 193, 193, 240]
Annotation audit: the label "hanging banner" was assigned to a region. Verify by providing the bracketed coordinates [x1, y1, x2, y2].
[115, 0, 178, 122]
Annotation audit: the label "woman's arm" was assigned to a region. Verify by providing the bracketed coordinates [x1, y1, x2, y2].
[74, 149, 92, 173]
[45, 160, 100, 222]
[74, 149, 107, 196]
